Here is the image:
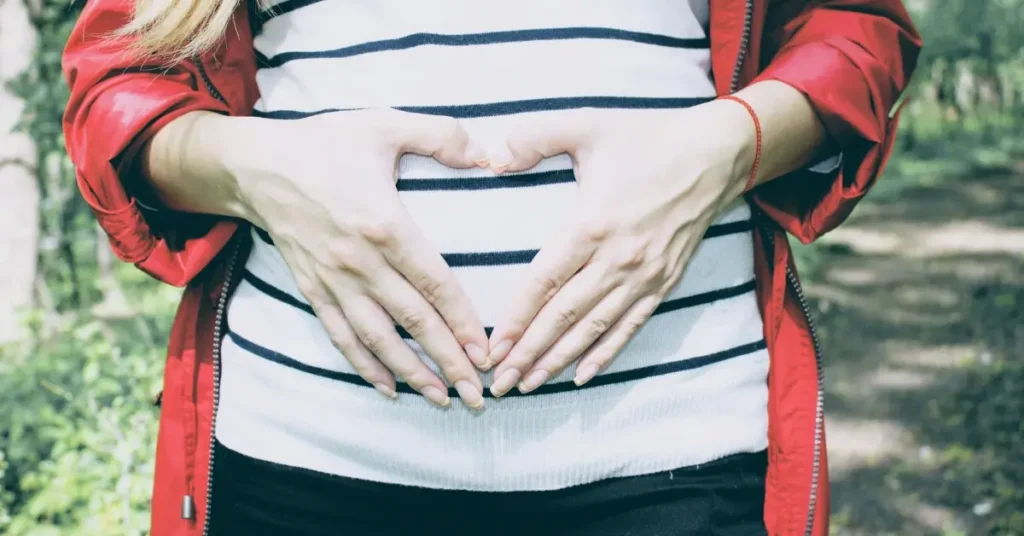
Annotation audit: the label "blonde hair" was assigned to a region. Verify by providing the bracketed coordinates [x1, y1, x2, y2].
[118, 0, 270, 62]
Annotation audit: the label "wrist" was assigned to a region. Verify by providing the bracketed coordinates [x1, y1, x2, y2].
[195, 113, 268, 225]
[701, 99, 758, 202]
[722, 98, 760, 185]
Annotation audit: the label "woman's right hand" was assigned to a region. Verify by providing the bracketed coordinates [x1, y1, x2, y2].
[152, 109, 489, 409]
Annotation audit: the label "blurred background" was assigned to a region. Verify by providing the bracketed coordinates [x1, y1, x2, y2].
[0, 1, 1021, 534]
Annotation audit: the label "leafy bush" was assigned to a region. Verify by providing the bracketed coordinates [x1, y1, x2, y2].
[0, 273, 179, 536]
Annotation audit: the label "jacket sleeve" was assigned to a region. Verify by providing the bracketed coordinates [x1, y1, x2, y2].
[751, 0, 922, 243]
[62, 1, 258, 286]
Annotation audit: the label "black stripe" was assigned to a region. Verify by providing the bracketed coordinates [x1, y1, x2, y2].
[703, 219, 753, 239]
[226, 328, 766, 398]
[396, 169, 576, 192]
[241, 270, 493, 340]
[652, 279, 756, 316]
[252, 96, 714, 120]
[243, 270, 315, 316]
[257, 27, 709, 68]
[441, 250, 537, 267]
[254, 219, 751, 261]
[241, 269, 755, 342]
[253, 227, 274, 246]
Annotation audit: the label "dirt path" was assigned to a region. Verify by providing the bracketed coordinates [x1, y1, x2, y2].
[800, 171, 1024, 534]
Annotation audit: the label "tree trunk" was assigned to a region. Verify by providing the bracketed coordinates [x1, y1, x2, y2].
[0, 0, 41, 345]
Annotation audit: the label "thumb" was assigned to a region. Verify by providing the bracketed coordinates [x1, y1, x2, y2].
[490, 110, 592, 174]
[392, 111, 477, 168]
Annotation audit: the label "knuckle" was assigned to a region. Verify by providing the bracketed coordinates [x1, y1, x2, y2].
[294, 278, 321, 301]
[641, 257, 672, 284]
[412, 273, 445, 305]
[587, 318, 612, 338]
[614, 241, 649, 270]
[356, 216, 401, 247]
[579, 217, 612, 243]
[624, 317, 646, 336]
[532, 274, 562, 301]
[327, 241, 363, 269]
[395, 308, 429, 336]
[328, 335, 350, 355]
[554, 307, 579, 330]
[358, 331, 387, 356]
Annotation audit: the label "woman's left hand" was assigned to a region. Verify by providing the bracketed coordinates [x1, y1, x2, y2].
[486, 101, 757, 397]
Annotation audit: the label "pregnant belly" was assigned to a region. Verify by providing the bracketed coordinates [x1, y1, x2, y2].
[392, 153, 762, 383]
[396, 153, 577, 326]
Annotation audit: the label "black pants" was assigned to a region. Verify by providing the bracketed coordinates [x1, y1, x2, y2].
[208, 440, 767, 536]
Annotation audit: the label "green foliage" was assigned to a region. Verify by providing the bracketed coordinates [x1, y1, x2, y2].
[896, 1, 1024, 155]
[0, 271, 180, 536]
[1, 2, 174, 533]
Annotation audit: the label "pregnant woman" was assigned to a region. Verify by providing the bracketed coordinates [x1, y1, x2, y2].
[63, 1, 919, 534]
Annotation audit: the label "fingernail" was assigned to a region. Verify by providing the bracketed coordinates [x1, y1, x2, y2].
[464, 343, 492, 371]
[421, 385, 451, 408]
[489, 146, 513, 173]
[466, 143, 488, 167]
[490, 369, 521, 398]
[518, 369, 550, 394]
[574, 364, 600, 386]
[373, 383, 398, 400]
[489, 340, 513, 364]
[454, 380, 484, 410]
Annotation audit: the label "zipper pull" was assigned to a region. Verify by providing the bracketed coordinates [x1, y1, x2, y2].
[181, 495, 196, 520]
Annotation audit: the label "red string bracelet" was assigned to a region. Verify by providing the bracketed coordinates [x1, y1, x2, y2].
[720, 94, 762, 192]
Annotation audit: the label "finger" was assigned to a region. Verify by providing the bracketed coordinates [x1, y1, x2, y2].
[275, 244, 399, 399]
[489, 110, 592, 173]
[491, 262, 616, 396]
[488, 222, 601, 367]
[521, 286, 637, 392]
[368, 213, 491, 371]
[574, 295, 662, 386]
[391, 111, 477, 168]
[338, 293, 454, 408]
[366, 269, 485, 410]
[306, 293, 398, 400]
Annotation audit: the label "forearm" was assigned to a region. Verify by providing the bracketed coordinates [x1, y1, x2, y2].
[141, 111, 253, 222]
[722, 80, 829, 192]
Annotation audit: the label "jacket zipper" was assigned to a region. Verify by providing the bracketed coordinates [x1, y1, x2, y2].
[194, 57, 227, 105]
[191, 55, 236, 536]
[728, 1, 825, 533]
[199, 239, 239, 536]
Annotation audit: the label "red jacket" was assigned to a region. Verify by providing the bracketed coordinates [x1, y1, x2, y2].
[62, 1, 920, 534]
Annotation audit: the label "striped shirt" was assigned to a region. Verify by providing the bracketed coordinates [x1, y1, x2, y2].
[216, 0, 770, 491]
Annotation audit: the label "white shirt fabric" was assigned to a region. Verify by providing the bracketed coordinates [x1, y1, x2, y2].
[216, 0, 770, 491]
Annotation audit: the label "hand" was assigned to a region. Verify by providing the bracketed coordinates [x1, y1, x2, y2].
[219, 109, 490, 409]
[485, 102, 755, 397]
